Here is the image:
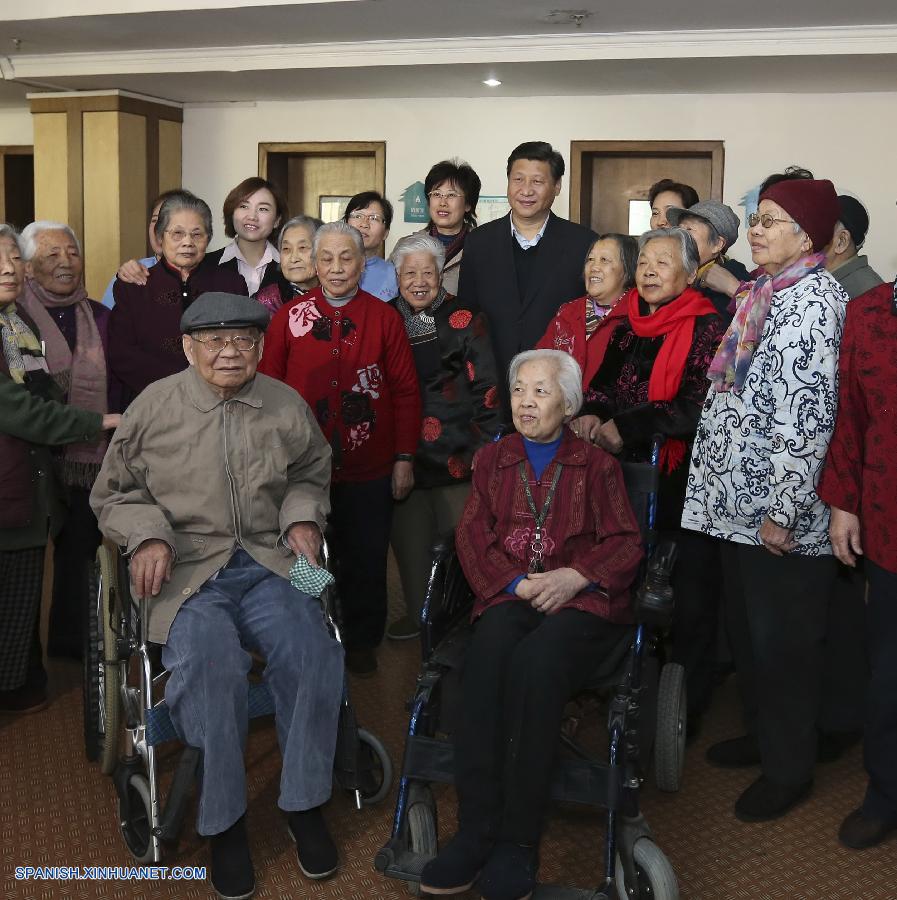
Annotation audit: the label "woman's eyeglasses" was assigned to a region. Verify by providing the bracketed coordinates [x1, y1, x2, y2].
[748, 213, 795, 229]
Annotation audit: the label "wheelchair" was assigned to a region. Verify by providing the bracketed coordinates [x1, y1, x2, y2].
[375, 440, 685, 899]
[83, 539, 393, 864]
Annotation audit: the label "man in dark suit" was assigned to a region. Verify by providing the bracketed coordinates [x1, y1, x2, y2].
[458, 141, 596, 414]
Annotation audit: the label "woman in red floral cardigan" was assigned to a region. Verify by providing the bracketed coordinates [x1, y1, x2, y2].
[259, 222, 420, 676]
[421, 349, 642, 900]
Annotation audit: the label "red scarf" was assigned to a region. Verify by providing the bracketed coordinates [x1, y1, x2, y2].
[626, 286, 716, 472]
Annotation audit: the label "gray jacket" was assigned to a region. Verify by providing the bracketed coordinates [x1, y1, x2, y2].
[90, 366, 331, 642]
[831, 254, 884, 300]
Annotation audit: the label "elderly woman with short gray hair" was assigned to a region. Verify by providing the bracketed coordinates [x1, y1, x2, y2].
[385, 234, 502, 640]
[255, 214, 322, 314]
[421, 348, 643, 899]
[579, 227, 725, 735]
[259, 220, 421, 676]
[108, 190, 247, 406]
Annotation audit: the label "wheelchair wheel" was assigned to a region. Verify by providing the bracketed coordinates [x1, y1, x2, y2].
[653, 663, 686, 793]
[405, 784, 438, 897]
[119, 773, 156, 864]
[615, 838, 679, 899]
[83, 548, 122, 775]
[356, 728, 393, 805]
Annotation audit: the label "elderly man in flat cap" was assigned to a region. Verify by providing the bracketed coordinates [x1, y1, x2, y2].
[90, 292, 342, 900]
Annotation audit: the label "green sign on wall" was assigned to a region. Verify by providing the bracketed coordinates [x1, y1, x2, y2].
[401, 181, 429, 224]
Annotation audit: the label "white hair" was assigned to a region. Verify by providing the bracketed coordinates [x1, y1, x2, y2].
[20, 221, 81, 261]
[389, 234, 446, 276]
[313, 220, 364, 258]
[0, 223, 21, 251]
[278, 215, 320, 251]
[508, 349, 583, 422]
[638, 227, 700, 277]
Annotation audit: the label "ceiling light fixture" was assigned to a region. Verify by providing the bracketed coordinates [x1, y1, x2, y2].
[483, 78, 502, 87]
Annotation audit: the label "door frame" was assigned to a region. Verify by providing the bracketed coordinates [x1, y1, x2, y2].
[568, 140, 724, 227]
[258, 140, 386, 198]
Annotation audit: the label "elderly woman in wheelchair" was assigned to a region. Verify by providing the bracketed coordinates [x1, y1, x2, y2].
[90, 293, 344, 900]
[420, 349, 644, 900]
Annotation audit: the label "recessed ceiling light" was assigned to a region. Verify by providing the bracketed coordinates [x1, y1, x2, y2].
[483, 78, 502, 87]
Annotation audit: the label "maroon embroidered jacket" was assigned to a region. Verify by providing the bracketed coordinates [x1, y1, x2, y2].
[818, 281, 897, 574]
[258, 287, 421, 483]
[456, 429, 644, 623]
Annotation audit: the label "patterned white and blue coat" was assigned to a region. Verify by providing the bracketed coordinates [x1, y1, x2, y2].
[681, 269, 848, 556]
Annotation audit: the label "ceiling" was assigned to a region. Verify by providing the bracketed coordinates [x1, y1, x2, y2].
[1, 0, 896, 105]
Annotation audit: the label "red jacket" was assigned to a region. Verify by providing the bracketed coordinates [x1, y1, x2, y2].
[456, 429, 644, 623]
[818, 281, 897, 574]
[535, 295, 627, 390]
[259, 287, 421, 483]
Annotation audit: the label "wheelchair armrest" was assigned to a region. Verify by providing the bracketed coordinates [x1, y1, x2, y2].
[632, 539, 677, 628]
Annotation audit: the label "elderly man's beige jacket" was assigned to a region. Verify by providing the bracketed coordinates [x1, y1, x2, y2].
[90, 366, 331, 643]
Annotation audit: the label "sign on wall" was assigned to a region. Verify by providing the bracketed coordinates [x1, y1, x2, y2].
[401, 181, 429, 224]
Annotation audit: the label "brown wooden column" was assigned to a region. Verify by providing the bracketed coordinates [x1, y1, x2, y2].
[29, 90, 183, 299]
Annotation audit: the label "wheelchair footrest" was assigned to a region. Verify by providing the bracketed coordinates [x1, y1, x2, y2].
[379, 848, 432, 884]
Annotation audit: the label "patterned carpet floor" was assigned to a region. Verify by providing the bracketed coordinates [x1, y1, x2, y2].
[2, 568, 894, 900]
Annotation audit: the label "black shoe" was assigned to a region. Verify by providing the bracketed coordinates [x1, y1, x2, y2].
[287, 807, 338, 879]
[0, 685, 48, 715]
[734, 775, 812, 822]
[345, 648, 378, 678]
[420, 830, 494, 895]
[818, 729, 863, 763]
[209, 815, 255, 900]
[838, 807, 897, 849]
[706, 734, 761, 768]
[478, 842, 538, 900]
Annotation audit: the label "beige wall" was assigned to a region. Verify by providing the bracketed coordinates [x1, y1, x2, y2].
[0, 106, 33, 145]
[182, 93, 897, 278]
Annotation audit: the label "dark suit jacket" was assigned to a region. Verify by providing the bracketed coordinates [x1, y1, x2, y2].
[204, 245, 282, 297]
[457, 211, 596, 408]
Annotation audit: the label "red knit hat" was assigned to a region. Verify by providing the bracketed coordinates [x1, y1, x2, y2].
[759, 178, 839, 253]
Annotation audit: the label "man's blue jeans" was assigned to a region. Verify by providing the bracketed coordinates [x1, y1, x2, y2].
[161, 549, 344, 836]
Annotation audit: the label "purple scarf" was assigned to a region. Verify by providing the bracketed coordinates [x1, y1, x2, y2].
[19, 277, 108, 486]
[708, 253, 825, 393]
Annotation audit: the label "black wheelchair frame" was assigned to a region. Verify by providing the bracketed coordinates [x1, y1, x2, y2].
[375, 440, 685, 899]
[83, 539, 393, 863]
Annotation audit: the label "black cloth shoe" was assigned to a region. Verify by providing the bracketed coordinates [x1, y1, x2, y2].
[287, 807, 338, 879]
[345, 648, 378, 677]
[420, 830, 494, 895]
[706, 734, 761, 768]
[0, 685, 48, 715]
[734, 775, 812, 822]
[209, 814, 255, 900]
[839, 807, 897, 849]
[818, 729, 863, 763]
[478, 842, 539, 900]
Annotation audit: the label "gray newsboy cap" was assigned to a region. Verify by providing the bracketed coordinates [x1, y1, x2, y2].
[180, 292, 270, 333]
[666, 200, 740, 250]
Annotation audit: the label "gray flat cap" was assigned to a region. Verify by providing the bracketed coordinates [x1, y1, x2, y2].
[666, 200, 740, 250]
[180, 292, 270, 333]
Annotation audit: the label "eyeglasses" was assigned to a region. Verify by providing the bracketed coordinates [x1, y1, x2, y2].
[190, 335, 258, 353]
[748, 212, 796, 230]
[428, 191, 462, 202]
[347, 212, 385, 225]
[165, 229, 208, 243]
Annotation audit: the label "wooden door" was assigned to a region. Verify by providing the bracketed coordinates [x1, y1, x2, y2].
[0, 146, 34, 231]
[569, 141, 724, 234]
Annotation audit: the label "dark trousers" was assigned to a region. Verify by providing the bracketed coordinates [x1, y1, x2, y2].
[49, 487, 101, 655]
[0, 547, 45, 692]
[721, 541, 837, 786]
[862, 561, 897, 820]
[454, 602, 631, 845]
[818, 560, 868, 734]
[328, 477, 393, 651]
[670, 529, 723, 718]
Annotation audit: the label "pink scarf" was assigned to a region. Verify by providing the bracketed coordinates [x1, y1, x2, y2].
[19, 277, 109, 485]
[708, 253, 825, 393]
